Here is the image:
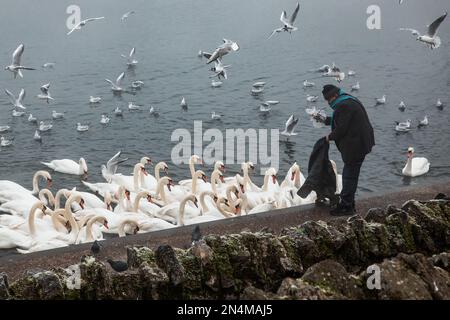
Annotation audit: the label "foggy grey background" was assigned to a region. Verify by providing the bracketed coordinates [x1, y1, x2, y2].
[0, 0, 449, 195]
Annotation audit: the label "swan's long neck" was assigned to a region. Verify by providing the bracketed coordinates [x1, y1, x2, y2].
[211, 170, 221, 195]
[156, 179, 168, 204]
[191, 171, 202, 194]
[155, 162, 164, 181]
[28, 202, 43, 236]
[133, 191, 147, 213]
[54, 189, 69, 210]
[50, 209, 67, 233]
[404, 156, 413, 175]
[31, 171, 47, 195]
[177, 197, 191, 226]
[64, 195, 81, 238]
[118, 219, 138, 237]
[133, 165, 141, 192]
[86, 216, 103, 242]
[216, 199, 232, 218]
[39, 189, 55, 208]
[189, 157, 196, 179]
[200, 191, 214, 213]
[262, 172, 271, 192]
[294, 168, 301, 188]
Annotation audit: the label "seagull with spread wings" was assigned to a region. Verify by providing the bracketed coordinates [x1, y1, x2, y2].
[4, 44, 35, 78]
[281, 115, 299, 137]
[268, 2, 300, 39]
[5, 88, 26, 110]
[105, 72, 125, 93]
[400, 12, 447, 49]
[67, 17, 105, 35]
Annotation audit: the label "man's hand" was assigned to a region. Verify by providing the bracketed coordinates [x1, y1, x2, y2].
[313, 114, 325, 123]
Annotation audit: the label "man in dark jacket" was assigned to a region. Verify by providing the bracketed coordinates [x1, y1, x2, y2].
[318, 84, 375, 216]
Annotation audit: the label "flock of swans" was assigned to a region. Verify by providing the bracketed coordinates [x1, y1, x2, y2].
[0, 153, 342, 253]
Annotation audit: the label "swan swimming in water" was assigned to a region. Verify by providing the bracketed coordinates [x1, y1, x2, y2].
[41, 158, 88, 176]
[402, 147, 430, 177]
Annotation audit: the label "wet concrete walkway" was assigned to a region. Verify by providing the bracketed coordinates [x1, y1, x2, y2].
[1, 180, 449, 281]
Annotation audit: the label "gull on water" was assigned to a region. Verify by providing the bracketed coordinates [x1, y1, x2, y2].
[114, 106, 123, 116]
[281, 115, 299, 136]
[316, 64, 330, 73]
[0, 136, 13, 147]
[395, 119, 412, 132]
[28, 114, 37, 123]
[322, 63, 345, 82]
[209, 59, 230, 80]
[39, 121, 53, 132]
[121, 47, 138, 66]
[211, 112, 222, 120]
[399, 101, 406, 112]
[149, 106, 159, 117]
[131, 81, 144, 89]
[89, 96, 102, 103]
[303, 80, 315, 88]
[400, 12, 447, 49]
[105, 72, 125, 93]
[253, 81, 266, 88]
[5, 88, 26, 110]
[128, 102, 141, 111]
[42, 62, 56, 69]
[204, 39, 239, 64]
[265, 100, 280, 105]
[100, 115, 110, 124]
[180, 97, 188, 109]
[436, 99, 443, 109]
[251, 87, 264, 95]
[33, 130, 42, 142]
[121, 11, 135, 22]
[268, 2, 300, 39]
[259, 103, 271, 113]
[376, 95, 386, 105]
[4, 44, 35, 78]
[77, 123, 89, 132]
[0, 126, 11, 133]
[306, 95, 319, 102]
[351, 82, 360, 91]
[211, 80, 223, 88]
[418, 116, 429, 128]
[12, 109, 25, 117]
[52, 110, 64, 119]
[348, 70, 356, 76]
[67, 17, 105, 35]
[37, 83, 54, 103]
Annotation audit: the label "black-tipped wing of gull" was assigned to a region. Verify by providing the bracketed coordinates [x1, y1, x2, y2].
[116, 72, 125, 85]
[399, 28, 420, 36]
[289, 2, 300, 25]
[427, 12, 447, 37]
[268, 27, 284, 39]
[202, 52, 212, 60]
[18, 88, 25, 101]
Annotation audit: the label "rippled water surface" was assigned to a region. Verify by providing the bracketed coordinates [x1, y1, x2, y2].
[0, 0, 449, 197]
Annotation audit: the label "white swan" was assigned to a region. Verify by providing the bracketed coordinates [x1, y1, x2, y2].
[41, 158, 88, 176]
[109, 163, 147, 192]
[402, 147, 430, 177]
[177, 194, 220, 226]
[0, 226, 34, 250]
[0, 170, 52, 196]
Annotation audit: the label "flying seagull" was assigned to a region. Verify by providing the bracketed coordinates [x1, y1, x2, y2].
[5, 88, 26, 110]
[37, 83, 54, 103]
[4, 44, 35, 78]
[105, 151, 128, 177]
[67, 17, 105, 35]
[205, 39, 239, 64]
[268, 2, 300, 39]
[121, 47, 138, 66]
[400, 12, 447, 49]
[208, 58, 231, 80]
[105, 72, 125, 92]
[281, 115, 299, 136]
[121, 11, 135, 22]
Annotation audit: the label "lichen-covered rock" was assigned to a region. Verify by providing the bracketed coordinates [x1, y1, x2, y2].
[301, 260, 364, 299]
[139, 262, 170, 300]
[109, 270, 142, 299]
[155, 245, 186, 287]
[429, 252, 450, 272]
[360, 252, 450, 300]
[127, 246, 156, 268]
[240, 285, 281, 300]
[9, 270, 64, 299]
[0, 273, 10, 299]
[365, 207, 387, 224]
[79, 255, 109, 299]
[277, 278, 333, 300]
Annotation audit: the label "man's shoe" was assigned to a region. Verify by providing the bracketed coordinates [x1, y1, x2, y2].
[330, 203, 356, 216]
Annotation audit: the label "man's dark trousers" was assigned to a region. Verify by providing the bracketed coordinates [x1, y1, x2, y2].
[340, 157, 365, 208]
